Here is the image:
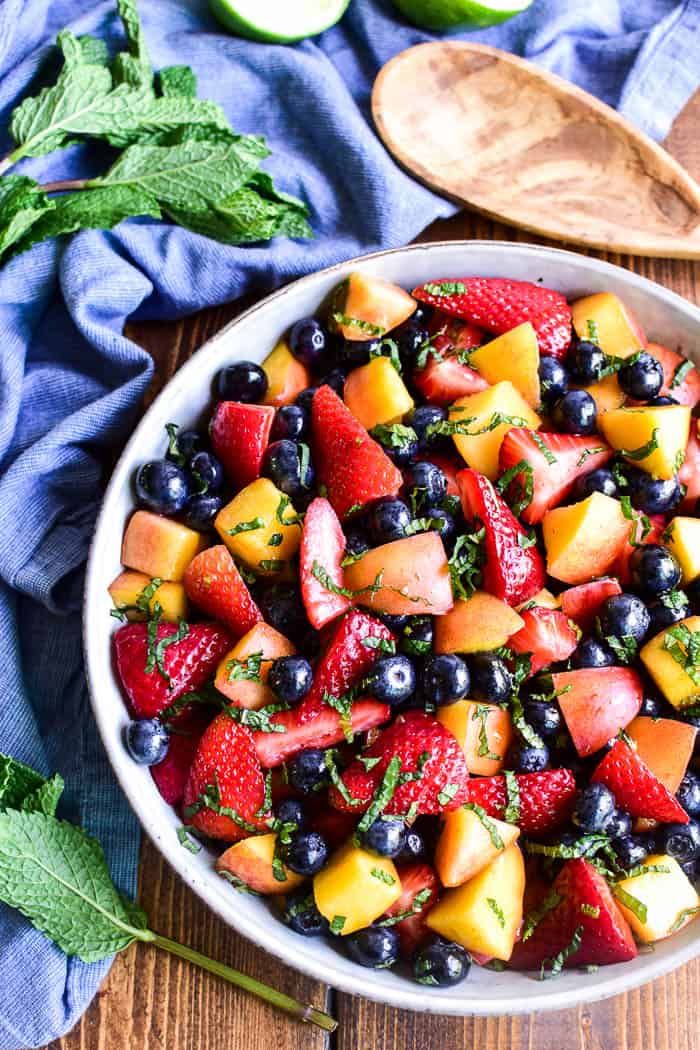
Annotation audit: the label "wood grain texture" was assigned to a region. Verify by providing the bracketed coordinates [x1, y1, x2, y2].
[373, 43, 700, 259]
[46, 87, 700, 1050]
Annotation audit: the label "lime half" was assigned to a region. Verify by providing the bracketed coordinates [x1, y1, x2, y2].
[208, 0, 352, 42]
[392, 0, 533, 30]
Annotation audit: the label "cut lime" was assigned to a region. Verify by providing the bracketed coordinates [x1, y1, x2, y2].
[392, 0, 533, 30]
[208, 0, 352, 43]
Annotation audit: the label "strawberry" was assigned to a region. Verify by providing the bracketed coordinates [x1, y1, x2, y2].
[311, 385, 403, 519]
[114, 621, 232, 719]
[413, 278, 572, 358]
[611, 513, 666, 585]
[468, 769, 576, 834]
[184, 545, 262, 637]
[510, 859, 637, 970]
[328, 711, 470, 816]
[591, 740, 689, 824]
[498, 429, 613, 525]
[253, 699, 390, 767]
[457, 468, 545, 606]
[300, 497, 351, 629]
[210, 401, 275, 491]
[381, 862, 440, 959]
[555, 667, 643, 757]
[507, 607, 578, 676]
[297, 609, 396, 722]
[559, 578, 622, 633]
[150, 709, 211, 805]
[306, 799, 359, 848]
[183, 712, 271, 841]
[413, 318, 487, 404]
[648, 342, 700, 409]
[679, 425, 700, 512]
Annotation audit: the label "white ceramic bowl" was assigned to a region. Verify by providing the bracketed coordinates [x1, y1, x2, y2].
[85, 241, 700, 1015]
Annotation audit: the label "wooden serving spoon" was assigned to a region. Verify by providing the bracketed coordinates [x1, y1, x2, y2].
[372, 42, 700, 259]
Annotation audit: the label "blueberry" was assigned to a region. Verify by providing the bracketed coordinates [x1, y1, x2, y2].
[295, 386, 319, 414]
[411, 302, 433, 327]
[397, 829, 426, 862]
[646, 591, 690, 635]
[629, 544, 681, 597]
[538, 355, 569, 402]
[319, 367, 347, 396]
[124, 718, 169, 765]
[510, 744, 549, 773]
[658, 820, 700, 863]
[182, 493, 223, 531]
[408, 405, 450, 453]
[367, 497, 412, 544]
[523, 699, 562, 740]
[262, 439, 314, 499]
[135, 460, 190, 515]
[628, 467, 682, 515]
[275, 799, 307, 829]
[287, 749, 329, 795]
[605, 810, 633, 841]
[573, 783, 617, 832]
[677, 772, 700, 818]
[345, 525, 371, 559]
[378, 613, 410, 633]
[618, 352, 664, 400]
[166, 427, 205, 464]
[189, 450, 224, 494]
[413, 937, 471, 987]
[467, 652, 513, 703]
[648, 395, 679, 406]
[682, 714, 700, 758]
[365, 655, 416, 706]
[681, 859, 698, 881]
[282, 891, 329, 936]
[400, 616, 434, 657]
[569, 340, 607, 384]
[689, 578, 700, 616]
[638, 693, 668, 718]
[395, 319, 429, 368]
[613, 834, 650, 869]
[268, 656, 313, 704]
[403, 460, 448, 511]
[420, 654, 470, 706]
[216, 361, 268, 403]
[288, 318, 330, 371]
[281, 829, 328, 876]
[271, 404, 309, 442]
[372, 424, 418, 467]
[571, 637, 617, 669]
[422, 508, 456, 548]
[551, 390, 597, 435]
[572, 467, 618, 501]
[345, 926, 400, 969]
[358, 817, 407, 858]
[596, 593, 650, 647]
[257, 584, 310, 646]
[335, 338, 377, 369]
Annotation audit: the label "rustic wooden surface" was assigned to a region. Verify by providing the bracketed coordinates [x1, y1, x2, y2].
[48, 88, 700, 1050]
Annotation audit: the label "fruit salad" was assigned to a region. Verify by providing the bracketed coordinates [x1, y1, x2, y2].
[110, 271, 700, 987]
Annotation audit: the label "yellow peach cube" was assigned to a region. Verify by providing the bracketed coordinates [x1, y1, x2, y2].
[215, 478, 301, 574]
[313, 842, 401, 935]
[450, 381, 541, 480]
[121, 510, 206, 581]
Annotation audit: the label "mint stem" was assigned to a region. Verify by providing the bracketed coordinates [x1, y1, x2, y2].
[151, 932, 337, 1033]
[41, 178, 89, 194]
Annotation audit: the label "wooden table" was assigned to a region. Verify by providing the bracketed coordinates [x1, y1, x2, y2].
[49, 90, 700, 1050]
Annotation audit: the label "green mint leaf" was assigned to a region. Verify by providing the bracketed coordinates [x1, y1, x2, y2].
[331, 313, 385, 337]
[617, 427, 660, 462]
[370, 423, 418, 451]
[487, 897, 506, 928]
[361, 636, 396, 654]
[521, 890, 561, 941]
[21, 774, 64, 817]
[663, 625, 700, 687]
[75, 35, 110, 67]
[611, 885, 647, 924]
[580, 903, 600, 918]
[0, 175, 53, 256]
[429, 411, 529, 440]
[422, 281, 466, 297]
[603, 632, 638, 665]
[670, 358, 695, 389]
[530, 432, 557, 464]
[116, 0, 152, 83]
[472, 705, 500, 761]
[503, 770, 521, 824]
[369, 338, 402, 374]
[226, 651, 264, 683]
[437, 783, 460, 807]
[670, 905, 700, 933]
[377, 888, 432, 926]
[496, 459, 534, 518]
[586, 320, 600, 344]
[540, 926, 583, 979]
[330, 915, 346, 934]
[370, 867, 396, 885]
[525, 833, 615, 863]
[355, 756, 403, 839]
[227, 516, 265, 536]
[225, 703, 289, 734]
[447, 528, 485, 601]
[158, 65, 197, 98]
[462, 803, 504, 850]
[177, 826, 202, 854]
[324, 750, 362, 804]
[576, 446, 608, 468]
[165, 177, 312, 246]
[0, 754, 48, 811]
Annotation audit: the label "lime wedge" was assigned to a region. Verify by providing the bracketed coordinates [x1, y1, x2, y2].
[208, 0, 351, 42]
[392, 0, 533, 30]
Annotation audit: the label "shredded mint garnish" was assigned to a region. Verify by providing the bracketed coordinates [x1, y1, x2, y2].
[275, 494, 304, 527]
[617, 427, 660, 462]
[422, 281, 466, 297]
[530, 432, 557, 465]
[663, 624, 700, 687]
[369, 338, 402, 374]
[447, 527, 485, 601]
[177, 826, 201, 854]
[503, 770, 521, 824]
[462, 802, 504, 850]
[669, 905, 700, 933]
[521, 890, 561, 941]
[324, 750, 362, 805]
[586, 320, 600, 344]
[427, 411, 530, 440]
[540, 926, 583, 979]
[487, 897, 506, 928]
[225, 704, 289, 734]
[378, 887, 432, 926]
[370, 423, 418, 451]
[496, 460, 534, 518]
[611, 884, 647, 923]
[219, 870, 262, 896]
[670, 358, 695, 389]
[576, 446, 607, 468]
[227, 517, 265, 536]
[226, 651, 264, 683]
[355, 756, 403, 841]
[332, 312, 385, 337]
[330, 915, 346, 934]
[361, 636, 397, 654]
[370, 867, 396, 885]
[183, 775, 263, 834]
[473, 704, 500, 761]
[437, 783, 460, 807]
[580, 903, 600, 918]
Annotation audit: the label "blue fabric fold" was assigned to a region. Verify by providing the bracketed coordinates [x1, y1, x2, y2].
[0, 1, 697, 1045]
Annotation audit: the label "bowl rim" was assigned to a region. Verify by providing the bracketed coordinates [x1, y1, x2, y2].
[84, 239, 700, 1016]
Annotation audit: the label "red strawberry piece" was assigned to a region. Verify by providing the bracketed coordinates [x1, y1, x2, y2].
[382, 862, 440, 960]
[210, 401, 275, 491]
[457, 468, 545, 606]
[253, 698, 390, 768]
[114, 621, 232, 719]
[591, 740, 689, 824]
[413, 319, 487, 405]
[328, 711, 470, 816]
[306, 799, 360, 848]
[559, 577, 622, 633]
[297, 608, 396, 723]
[413, 278, 572, 359]
[184, 545, 262, 638]
[300, 497, 351, 629]
[680, 426, 700, 512]
[507, 607, 578, 676]
[150, 710, 211, 805]
[511, 859, 637, 970]
[468, 769, 576, 834]
[611, 513, 666, 585]
[555, 667, 643, 757]
[649, 342, 700, 409]
[311, 385, 403, 519]
[183, 712, 271, 841]
[498, 429, 613, 525]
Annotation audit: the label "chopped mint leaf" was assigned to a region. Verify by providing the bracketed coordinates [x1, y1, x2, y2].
[611, 885, 647, 923]
[369, 338, 402, 374]
[670, 358, 695, 389]
[437, 783, 460, 807]
[377, 887, 432, 926]
[576, 445, 608, 468]
[370, 867, 396, 885]
[427, 412, 530, 440]
[447, 527, 485, 601]
[503, 770, 521, 824]
[586, 320, 600, 344]
[355, 756, 402, 840]
[275, 493, 304, 527]
[332, 313, 385, 337]
[177, 826, 202, 854]
[669, 905, 700, 933]
[462, 803, 504, 850]
[521, 890, 561, 941]
[218, 870, 261, 896]
[259, 559, 284, 572]
[540, 926, 583, 979]
[227, 517, 265, 536]
[580, 903, 600, 918]
[617, 427, 659, 462]
[422, 281, 466, 297]
[663, 624, 700, 687]
[531, 432, 557, 465]
[226, 651, 264, 683]
[361, 636, 397, 654]
[268, 532, 283, 547]
[496, 459, 534, 518]
[487, 897, 506, 928]
[370, 423, 418, 451]
[330, 915, 346, 934]
[324, 750, 362, 804]
[473, 704, 500, 761]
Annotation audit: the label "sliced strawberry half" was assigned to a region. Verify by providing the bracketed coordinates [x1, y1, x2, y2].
[297, 608, 395, 722]
[511, 859, 637, 970]
[184, 545, 262, 638]
[114, 621, 232, 719]
[413, 278, 572, 358]
[468, 769, 576, 834]
[253, 698, 390, 767]
[382, 862, 440, 960]
[328, 711, 470, 816]
[649, 342, 700, 409]
[555, 667, 643, 757]
[210, 401, 275, 491]
[300, 497, 351, 630]
[498, 429, 613, 525]
[150, 709, 211, 806]
[412, 318, 487, 404]
[559, 578, 622, 633]
[591, 740, 689, 824]
[457, 467, 545, 606]
[507, 607, 578, 676]
[311, 385, 403, 519]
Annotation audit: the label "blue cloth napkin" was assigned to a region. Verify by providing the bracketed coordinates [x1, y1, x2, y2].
[0, 0, 698, 1045]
